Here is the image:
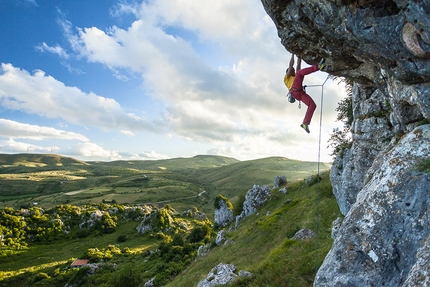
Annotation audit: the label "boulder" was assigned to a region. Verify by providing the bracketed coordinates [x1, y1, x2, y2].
[291, 228, 315, 240]
[215, 229, 227, 246]
[273, 175, 287, 188]
[196, 263, 237, 287]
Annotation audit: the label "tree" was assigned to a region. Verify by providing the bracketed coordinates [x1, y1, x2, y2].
[328, 78, 354, 158]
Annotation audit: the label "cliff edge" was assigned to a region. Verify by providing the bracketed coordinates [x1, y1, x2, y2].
[261, 0, 430, 286]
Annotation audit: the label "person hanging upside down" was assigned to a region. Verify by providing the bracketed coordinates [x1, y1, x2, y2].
[284, 54, 325, 133]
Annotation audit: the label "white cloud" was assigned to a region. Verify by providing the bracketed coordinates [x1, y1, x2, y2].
[138, 150, 170, 160]
[0, 63, 162, 132]
[0, 0, 348, 162]
[35, 42, 69, 59]
[0, 118, 88, 141]
[55, 0, 348, 161]
[1, 138, 52, 153]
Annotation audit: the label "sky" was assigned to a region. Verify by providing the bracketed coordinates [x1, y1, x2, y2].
[0, 0, 346, 163]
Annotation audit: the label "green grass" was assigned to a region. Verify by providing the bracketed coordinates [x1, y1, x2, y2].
[0, 154, 338, 287]
[165, 172, 341, 287]
[0, 220, 158, 285]
[0, 175, 340, 287]
[0, 154, 329, 216]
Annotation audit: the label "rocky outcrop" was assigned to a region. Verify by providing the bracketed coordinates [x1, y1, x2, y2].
[235, 184, 273, 228]
[330, 83, 394, 215]
[242, 184, 271, 217]
[214, 197, 234, 227]
[261, 0, 430, 286]
[317, 125, 430, 286]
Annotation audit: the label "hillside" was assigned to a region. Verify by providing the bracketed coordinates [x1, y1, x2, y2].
[0, 169, 341, 287]
[0, 154, 330, 217]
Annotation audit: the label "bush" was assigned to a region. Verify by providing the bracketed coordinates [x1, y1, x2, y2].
[188, 224, 211, 243]
[33, 272, 50, 282]
[117, 234, 127, 243]
[109, 263, 143, 287]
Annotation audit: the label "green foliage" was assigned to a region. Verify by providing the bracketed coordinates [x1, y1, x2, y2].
[187, 221, 212, 243]
[96, 213, 118, 234]
[214, 194, 233, 210]
[328, 78, 353, 158]
[108, 263, 143, 287]
[233, 192, 246, 216]
[117, 234, 127, 243]
[165, 172, 342, 287]
[0, 156, 339, 287]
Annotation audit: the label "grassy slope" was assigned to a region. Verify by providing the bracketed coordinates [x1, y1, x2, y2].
[0, 154, 340, 287]
[165, 172, 341, 287]
[0, 173, 340, 287]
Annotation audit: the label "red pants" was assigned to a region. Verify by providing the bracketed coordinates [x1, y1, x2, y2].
[291, 65, 318, 125]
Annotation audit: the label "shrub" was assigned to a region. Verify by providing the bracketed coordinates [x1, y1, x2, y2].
[214, 194, 233, 210]
[33, 272, 50, 282]
[233, 193, 246, 216]
[108, 263, 142, 287]
[117, 234, 127, 243]
[328, 78, 353, 158]
[188, 224, 211, 243]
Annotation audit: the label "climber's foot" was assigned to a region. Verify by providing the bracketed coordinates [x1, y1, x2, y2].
[300, 123, 310, 133]
[318, 58, 326, 70]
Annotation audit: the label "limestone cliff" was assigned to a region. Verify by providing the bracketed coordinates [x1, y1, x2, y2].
[261, 0, 430, 286]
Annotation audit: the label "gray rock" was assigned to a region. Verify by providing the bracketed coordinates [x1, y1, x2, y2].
[242, 185, 271, 217]
[331, 217, 343, 240]
[143, 277, 155, 287]
[274, 175, 287, 188]
[197, 244, 210, 257]
[315, 125, 430, 286]
[238, 270, 253, 278]
[279, 187, 287, 194]
[215, 230, 226, 246]
[291, 228, 315, 240]
[214, 200, 233, 227]
[196, 263, 237, 287]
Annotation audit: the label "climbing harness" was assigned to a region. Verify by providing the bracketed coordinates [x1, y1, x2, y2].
[302, 74, 330, 273]
[286, 87, 305, 108]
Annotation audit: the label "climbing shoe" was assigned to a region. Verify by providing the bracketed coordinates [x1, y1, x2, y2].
[300, 123, 310, 133]
[318, 58, 326, 70]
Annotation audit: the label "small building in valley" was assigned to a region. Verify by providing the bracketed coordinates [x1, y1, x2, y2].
[70, 259, 89, 268]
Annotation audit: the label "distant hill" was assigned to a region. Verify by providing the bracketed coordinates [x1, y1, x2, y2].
[0, 154, 330, 214]
[93, 154, 240, 171]
[0, 153, 88, 168]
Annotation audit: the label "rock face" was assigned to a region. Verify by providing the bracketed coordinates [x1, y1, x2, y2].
[261, 0, 430, 286]
[242, 184, 271, 217]
[214, 199, 234, 227]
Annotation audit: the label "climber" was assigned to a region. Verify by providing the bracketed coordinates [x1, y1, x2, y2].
[284, 54, 325, 133]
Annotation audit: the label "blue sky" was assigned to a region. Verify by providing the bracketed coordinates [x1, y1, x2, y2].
[0, 0, 345, 162]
